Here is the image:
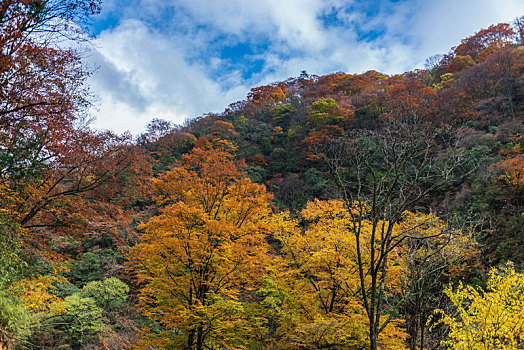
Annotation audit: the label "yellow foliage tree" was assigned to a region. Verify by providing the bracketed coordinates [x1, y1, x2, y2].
[268, 199, 408, 349]
[433, 264, 524, 349]
[130, 141, 273, 350]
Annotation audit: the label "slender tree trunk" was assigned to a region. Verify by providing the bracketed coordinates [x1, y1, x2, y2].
[369, 289, 380, 350]
[368, 302, 377, 350]
[369, 321, 379, 350]
[196, 325, 204, 350]
[187, 329, 195, 350]
[187, 285, 195, 350]
[420, 318, 425, 350]
[409, 286, 420, 350]
[420, 295, 427, 350]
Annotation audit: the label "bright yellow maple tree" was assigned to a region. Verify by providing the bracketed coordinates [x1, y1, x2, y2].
[268, 199, 407, 349]
[433, 264, 524, 349]
[130, 140, 273, 350]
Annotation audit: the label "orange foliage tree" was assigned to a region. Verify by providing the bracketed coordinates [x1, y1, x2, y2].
[247, 85, 287, 105]
[244, 84, 288, 115]
[130, 141, 273, 350]
[382, 77, 438, 123]
[497, 133, 524, 193]
[454, 23, 516, 62]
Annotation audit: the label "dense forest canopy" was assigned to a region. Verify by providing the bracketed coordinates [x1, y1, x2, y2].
[0, 1, 523, 349]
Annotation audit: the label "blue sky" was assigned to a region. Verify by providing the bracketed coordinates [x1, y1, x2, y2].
[85, 0, 524, 135]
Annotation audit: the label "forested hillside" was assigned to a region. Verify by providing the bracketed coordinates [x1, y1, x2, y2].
[1, 1, 523, 349]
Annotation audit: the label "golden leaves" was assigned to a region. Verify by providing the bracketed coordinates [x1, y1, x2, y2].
[269, 199, 411, 349]
[130, 143, 273, 348]
[432, 264, 524, 349]
[14, 274, 66, 314]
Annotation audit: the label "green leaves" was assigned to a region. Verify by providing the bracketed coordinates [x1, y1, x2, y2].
[67, 252, 103, 286]
[80, 278, 129, 311]
[271, 103, 295, 129]
[0, 291, 29, 337]
[62, 294, 106, 345]
[307, 98, 343, 127]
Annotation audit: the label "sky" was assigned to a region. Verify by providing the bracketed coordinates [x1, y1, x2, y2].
[84, 0, 524, 136]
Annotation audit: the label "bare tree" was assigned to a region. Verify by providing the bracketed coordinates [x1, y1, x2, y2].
[396, 219, 479, 350]
[320, 118, 475, 350]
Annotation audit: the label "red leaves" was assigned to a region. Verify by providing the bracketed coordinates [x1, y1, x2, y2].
[454, 23, 516, 62]
[244, 84, 288, 115]
[0, 0, 151, 261]
[382, 78, 437, 123]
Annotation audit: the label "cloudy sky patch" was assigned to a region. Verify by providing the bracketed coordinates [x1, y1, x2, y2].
[86, 0, 524, 135]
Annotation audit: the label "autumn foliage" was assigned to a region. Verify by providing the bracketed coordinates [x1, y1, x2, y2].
[1, 5, 524, 349]
[432, 264, 524, 349]
[131, 142, 273, 349]
[268, 200, 409, 349]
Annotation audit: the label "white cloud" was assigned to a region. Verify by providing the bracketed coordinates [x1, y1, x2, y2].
[89, 19, 250, 135]
[88, 0, 524, 135]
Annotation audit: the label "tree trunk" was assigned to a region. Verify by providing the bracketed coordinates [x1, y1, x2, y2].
[369, 309, 380, 350]
[419, 316, 425, 350]
[186, 329, 195, 350]
[196, 325, 204, 350]
[369, 323, 379, 350]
